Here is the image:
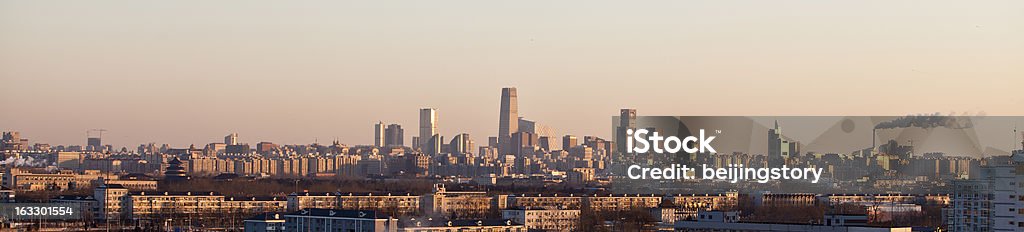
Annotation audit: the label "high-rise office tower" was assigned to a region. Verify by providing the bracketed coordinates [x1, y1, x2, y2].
[419, 108, 438, 154]
[511, 131, 537, 174]
[488, 137, 498, 148]
[768, 120, 799, 164]
[563, 135, 578, 150]
[537, 136, 553, 151]
[87, 137, 102, 150]
[519, 117, 558, 151]
[449, 133, 473, 155]
[225, 133, 239, 145]
[85, 129, 105, 151]
[374, 121, 386, 147]
[620, 109, 636, 130]
[615, 109, 636, 154]
[498, 87, 518, 155]
[385, 124, 404, 147]
[511, 131, 537, 156]
[425, 134, 443, 156]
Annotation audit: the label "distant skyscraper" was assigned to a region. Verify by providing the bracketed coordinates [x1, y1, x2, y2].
[620, 109, 636, 130]
[537, 136, 553, 151]
[449, 133, 473, 155]
[225, 133, 239, 145]
[768, 120, 799, 164]
[511, 131, 537, 156]
[498, 87, 518, 156]
[615, 109, 636, 154]
[519, 117, 558, 151]
[518, 117, 535, 134]
[479, 146, 498, 159]
[419, 108, 439, 154]
[563, 135, 578, 150]
[82, 129, 107, 151]
[87, 137, 102, 151]
[424, 134, 443, 156]
[385, 124, 404, 147]
[511, 131, 537, 174]
[374, 121, 386, 147]
[488, 137, 498, 148]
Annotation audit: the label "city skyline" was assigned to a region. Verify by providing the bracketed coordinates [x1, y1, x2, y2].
[0, 87, 618, 150]
[3, 1, 1023, 148]
[0, 87, 1018, 150]
[2, 2, 1023, 231]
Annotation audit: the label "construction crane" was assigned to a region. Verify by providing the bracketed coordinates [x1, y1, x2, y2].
[87, 129, 107, 139]
[86, 129, 107, 151]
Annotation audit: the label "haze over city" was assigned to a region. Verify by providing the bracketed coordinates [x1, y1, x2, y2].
[2, 1, 1022, 147]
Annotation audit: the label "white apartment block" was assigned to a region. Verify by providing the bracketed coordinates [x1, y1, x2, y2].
[501, 208, 580, 232]
[946, 154, 1024, 232]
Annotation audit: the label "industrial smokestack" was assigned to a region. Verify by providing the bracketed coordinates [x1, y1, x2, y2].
[872, 128, 876, 150]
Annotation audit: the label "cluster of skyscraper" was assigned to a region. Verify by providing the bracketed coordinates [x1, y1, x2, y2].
[374, 122, 405, 148]
[365, 87, 586, 174]
[367, 87, 531, 152]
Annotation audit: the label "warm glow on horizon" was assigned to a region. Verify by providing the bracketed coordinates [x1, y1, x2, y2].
[1, 1, 1022, 148]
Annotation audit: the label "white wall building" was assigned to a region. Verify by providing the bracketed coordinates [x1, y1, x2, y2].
[946, 154, 1024, 232]
[501, 208, 580, 232]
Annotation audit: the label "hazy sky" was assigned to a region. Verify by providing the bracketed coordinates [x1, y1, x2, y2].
[1, 1, 1022, 148]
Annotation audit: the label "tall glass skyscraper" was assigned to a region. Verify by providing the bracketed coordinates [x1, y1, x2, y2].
[374, 121, 386, 147]
[384, 124, 404, 147]
[498, 87, 518, 156]
[419, 108, 438, 154]
[616, 109, 636, 154]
